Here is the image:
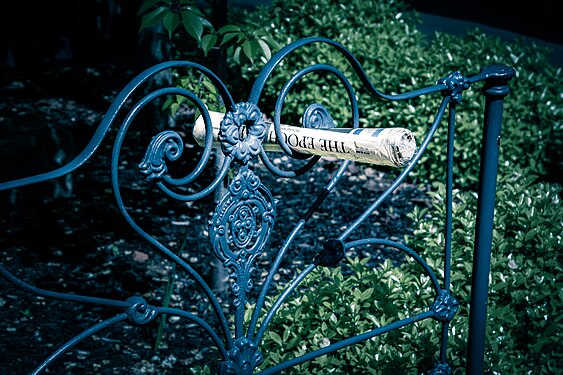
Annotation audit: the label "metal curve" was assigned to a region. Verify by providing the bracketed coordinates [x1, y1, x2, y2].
[248, 159, 351, 339]
[0, 60, 234, 192]
[32, 314, 129, 375]
[258, 311, 436, 375]
[253, 264, 317, 345]
[111, 120, 233, 347]
[0, 264, 130, 309]
[128, 87, 216, 188]
[158, 307, 229, 358]
[259, 150, 321, 178]
[271, 64, 359, 159]
[248, 37, 447, 106]
[154, 155, 233, 201]
[338, 96, 451, 241]
[344, 238, 441, 293]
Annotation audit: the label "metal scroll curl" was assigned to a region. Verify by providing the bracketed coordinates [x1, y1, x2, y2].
[302, 103, 336, 129]
[138, 130, 183, 181]
[129, 87, 224, 201]
[259, 64, 359, 177]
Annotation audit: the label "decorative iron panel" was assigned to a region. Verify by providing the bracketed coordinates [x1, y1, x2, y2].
[0, 37, 515, 374]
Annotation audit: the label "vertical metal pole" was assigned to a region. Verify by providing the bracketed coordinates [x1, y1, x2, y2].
[467, 65, 515, 374]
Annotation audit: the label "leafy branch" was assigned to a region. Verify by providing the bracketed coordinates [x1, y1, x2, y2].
[138, 0, 278, 63]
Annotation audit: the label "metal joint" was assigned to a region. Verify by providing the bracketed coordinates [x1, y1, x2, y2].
[219, 102, 267, 164]
[217, 337, 264, 375]
[314, 238, 345, 267]
[125, 296, 158, 325]
[431, 290, 459, 322]
[429, 362, 453, 375]
[438, 71, 470, 103]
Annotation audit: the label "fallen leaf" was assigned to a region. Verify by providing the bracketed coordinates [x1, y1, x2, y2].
[132, 251, 149, 263]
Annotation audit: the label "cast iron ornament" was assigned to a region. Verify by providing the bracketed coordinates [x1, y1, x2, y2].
[138, 130, 183, 181]
[209, 167, 275, 307]
[431, 290, 460, 322]
[219, 102, 268, 164]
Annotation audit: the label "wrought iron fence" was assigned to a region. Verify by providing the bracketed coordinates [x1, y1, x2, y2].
[0, 37, 515, 374]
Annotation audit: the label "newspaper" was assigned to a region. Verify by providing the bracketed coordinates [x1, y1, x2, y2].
[193, 111, 417, 167]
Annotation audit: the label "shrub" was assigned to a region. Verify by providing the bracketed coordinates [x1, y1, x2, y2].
[407, 168, 562, 373]
[257, 168, 562, 373]
[254, 258, 439, 374]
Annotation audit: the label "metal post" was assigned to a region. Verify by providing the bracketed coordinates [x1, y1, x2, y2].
[467, 65, 515, 374]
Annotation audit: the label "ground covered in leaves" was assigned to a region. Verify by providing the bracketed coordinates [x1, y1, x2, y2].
[0, 61, 432, 374]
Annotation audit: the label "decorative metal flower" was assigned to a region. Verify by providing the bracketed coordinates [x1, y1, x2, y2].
[219, 102, 267, 164]
[431, 290, 460, 322]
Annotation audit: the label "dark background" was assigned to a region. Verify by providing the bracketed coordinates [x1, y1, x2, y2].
[405, 0, 560, 45]
[0, 0, 559, 71]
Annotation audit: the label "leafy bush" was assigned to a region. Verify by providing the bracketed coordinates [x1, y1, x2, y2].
[257, 168, 562, 373]
[255, 258, 439, 374]
[406, 169, 562, 373]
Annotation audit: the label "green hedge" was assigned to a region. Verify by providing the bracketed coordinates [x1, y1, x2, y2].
[256, 169, 562, 374]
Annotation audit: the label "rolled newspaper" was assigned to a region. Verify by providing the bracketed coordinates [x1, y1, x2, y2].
[193, 111, 417, 167]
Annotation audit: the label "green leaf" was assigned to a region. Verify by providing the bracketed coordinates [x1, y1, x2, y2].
[256, 38, 272, 60]
[181, 11, 204, 41]
[242, 41, 254, 63]
[162, 12, 180, 38]
[269, 331, 282, 346]
[218, 24, 241, 34]
[261, 34, 281, 50]
[361, 288, 374, 301]
[139, 6, 168, 31]
[202, 18, 214, 31]
[282, 328, 290, 342]
[180, 3, 204, 17]
[138, 0, 166, 15]
[201, 78, 218, 94]
[233, 45, 242, 65]
[201, 33, 217, 56]
[242, 39, 262, 63]
[220, 31, 243, 46]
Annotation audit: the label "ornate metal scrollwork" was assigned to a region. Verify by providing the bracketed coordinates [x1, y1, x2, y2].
[209, 167, 275, 307]
[0, 35, 516, 374]
[302, 103, 335, 129]
[217, 338, 264, 375]
[138, 130, 183, 181]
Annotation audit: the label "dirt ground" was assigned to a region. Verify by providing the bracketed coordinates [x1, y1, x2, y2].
[0, 61, 431, 374]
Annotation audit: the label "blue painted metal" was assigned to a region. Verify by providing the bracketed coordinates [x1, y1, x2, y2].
[0, 37, 514, 374]
[467, 65, 516, 375]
